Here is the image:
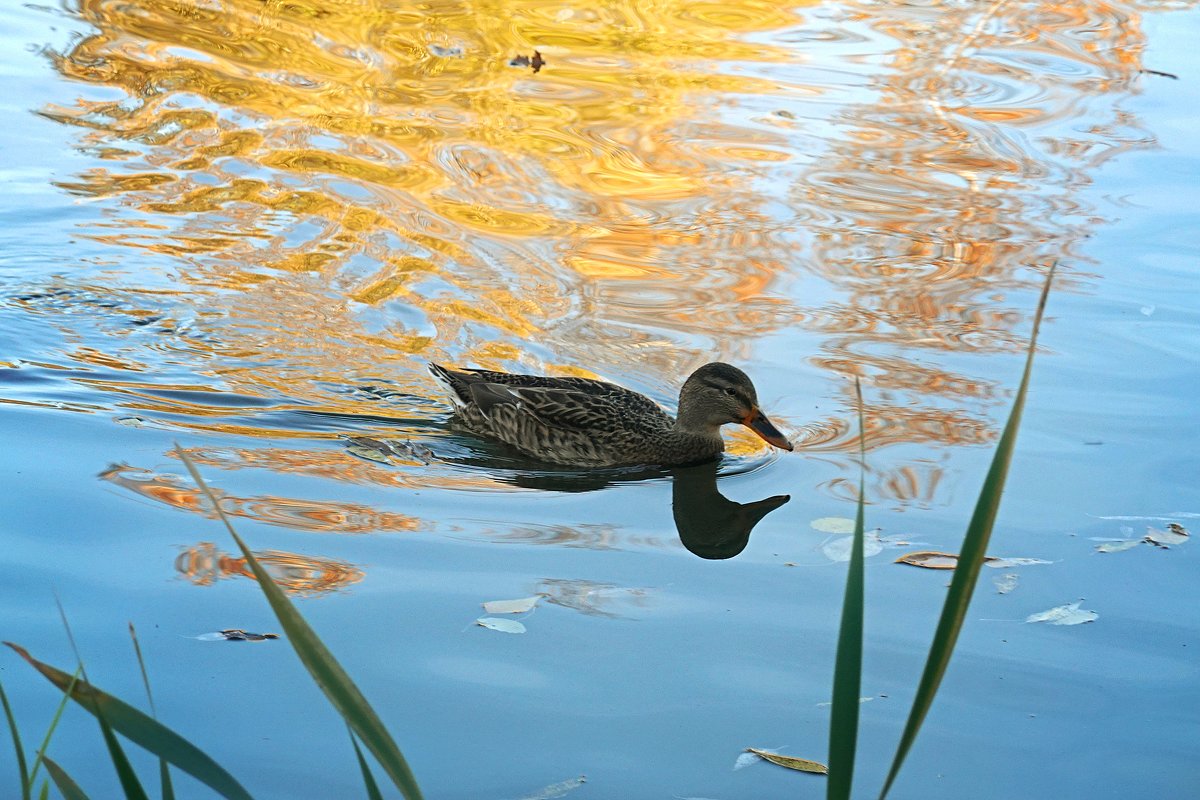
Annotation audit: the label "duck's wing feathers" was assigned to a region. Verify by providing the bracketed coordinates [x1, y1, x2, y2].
[473, 383, 619, 431]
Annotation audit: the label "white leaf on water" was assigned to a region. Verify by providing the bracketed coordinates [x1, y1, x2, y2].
[476, 617, 526, 634]
[985, 557, 1054, 568]
[811, 516, 856, 534]
[1095, 539, 1143, 554]
[483, 596, 541, 614]
[733, 751, 761, 771]
[993, 573, 1019, 594]
[516, 775, 586, 800]
[816, 696, 874, 707]
[822, 533, 883, 562]
[1025, 602, 1098, 626]
[1145, 523, 1189, 547]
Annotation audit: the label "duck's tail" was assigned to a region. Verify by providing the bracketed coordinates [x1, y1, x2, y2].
[427, 363, 470, 409]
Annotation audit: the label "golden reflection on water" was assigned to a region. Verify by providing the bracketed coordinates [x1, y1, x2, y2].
[175, 541, 364, 595]
[5, 0, 1188, 523]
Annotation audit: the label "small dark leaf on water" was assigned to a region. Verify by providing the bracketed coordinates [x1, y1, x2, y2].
[206, 629, 279, 642]
[745, 748, 828, 775]
[510, 51, 545, 73]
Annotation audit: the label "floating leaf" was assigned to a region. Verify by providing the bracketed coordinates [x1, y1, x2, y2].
[894, 551, 975, 570]
[115, 416, 148, 428]
[194, 630, 279, 642]
[475, 617, 526, 634]
[1025, 602, 1098, 626]
[811, 517, 856, 534]
[516, 775, 586, 800]
[817, 696, 874, 707]
[745, 748, 828, 775]
[823, 532, 883, 562]
[346, 444, 393, 464]
[1145, 523, 1189, 547]
[482, 596, 541, 615]
[1095, 539, 1143, 554]
[993, 574, 1018, 594]
[984, 557, 1053, 568]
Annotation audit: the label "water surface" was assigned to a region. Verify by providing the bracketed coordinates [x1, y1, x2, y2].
[2, 0, 1198, 797]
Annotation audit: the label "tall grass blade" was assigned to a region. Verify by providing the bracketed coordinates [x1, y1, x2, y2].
[27, 666, 82, 789]
[128, 623, 175, 800]
[878, 264, 1056, 799]
[1, 679, 31, 799]
[349, 728, 385, 800]
[175, 445, 425, 800]
[97, 716, 149, 800]
[3, 643, 254, 800]
[42, 756, 90, 800]
[827, 378, 868, 800]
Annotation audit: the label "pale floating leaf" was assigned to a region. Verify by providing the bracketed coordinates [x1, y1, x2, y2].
[732, 751, 760, 771]
[894, 551, 973, 569]
[1095, 539, 1143, 554]
[1145, 523, 1189, 547]
[984, 557, 1054, 568]
[817, 696, 874, 707]
[346, 444, 392, 464]
[482, 596, 541, 615]
[811, 517, 856, 534]
[823, 532, 883, 562]
[115, 416, 148, 428]
[1025, 602, 1098, 626]
[993, 573, 1019, 594]
[517, 775, 585, 800]
[475, 617, 526, 634]
[745, 748, 828, 775]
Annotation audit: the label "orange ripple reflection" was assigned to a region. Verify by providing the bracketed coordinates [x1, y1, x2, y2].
[175, 542, 364, 595]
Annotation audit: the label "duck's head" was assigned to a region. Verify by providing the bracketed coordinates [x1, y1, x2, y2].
[677, 362, 794, 452]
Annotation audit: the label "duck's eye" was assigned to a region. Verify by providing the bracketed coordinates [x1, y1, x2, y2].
[723, 387, 736, 397]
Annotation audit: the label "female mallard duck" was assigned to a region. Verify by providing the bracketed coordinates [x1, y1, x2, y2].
[429, 361, 793, 467]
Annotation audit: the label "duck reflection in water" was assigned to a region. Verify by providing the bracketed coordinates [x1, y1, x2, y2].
[670, 462, 790, 559]
[500, 461, 789, 560]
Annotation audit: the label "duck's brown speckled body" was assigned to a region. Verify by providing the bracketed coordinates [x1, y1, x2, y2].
[429, 362, 793, 468]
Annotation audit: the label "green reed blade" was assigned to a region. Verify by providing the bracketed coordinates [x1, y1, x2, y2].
[97, 715, 149, 800]
[127, 623, 175, 800]
[28, 666, 82, 789]
[175, 445, 424, 800]
[827, 378, 867, 800]
[878, 264, 1056, 799]
[3, 643, 254, 800]
[1, 679, 31, 799]
[349, 728, 385, 800]
[42, 756, 90, 800]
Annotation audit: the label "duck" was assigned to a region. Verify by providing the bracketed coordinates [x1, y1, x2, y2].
[428, 361, 793, 467]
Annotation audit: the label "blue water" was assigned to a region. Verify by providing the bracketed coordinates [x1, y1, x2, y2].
[2, 1, 1198, 798]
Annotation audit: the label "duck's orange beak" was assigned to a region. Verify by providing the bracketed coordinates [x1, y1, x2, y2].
[742, 407, 794, 451]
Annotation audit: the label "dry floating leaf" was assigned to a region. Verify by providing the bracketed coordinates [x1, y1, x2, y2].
[810, 516, 856, 534]
[745, 748, 828, 775]
[894, 551, 974, 569]
[1025, 602, 1098, 626]
[1145, 523, 1189, 547]
[475, 617, 526, 634]
[482, 596, 541, 615]
[1095, 539, 1143, 554]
